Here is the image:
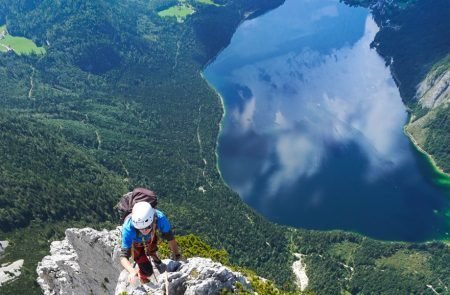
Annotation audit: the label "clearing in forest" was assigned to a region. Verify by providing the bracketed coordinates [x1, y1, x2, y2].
[158, 4, 195, 23]
[0, 25, 46, 55]
[158, 0, 222, 22]
[196, 0, 221, 6]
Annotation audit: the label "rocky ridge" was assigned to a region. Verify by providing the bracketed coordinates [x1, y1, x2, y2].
[416, 70, 450, 109]
[36, 228, 252, 295]
[405, 67, 449, 151]
[292, 253, 308, 292]
[0, 241, 24, 287]
[0, 241, 7, 259]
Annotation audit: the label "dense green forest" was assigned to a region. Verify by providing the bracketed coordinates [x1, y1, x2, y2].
[0, 0, 449, 294]
[411, 54, 450, 173]
[0, 0, 293, 292]
[422, 103, 450, 173]
[290, 229, 450, 294]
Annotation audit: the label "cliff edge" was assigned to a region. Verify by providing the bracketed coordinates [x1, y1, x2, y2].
[36, 228, 252, 295]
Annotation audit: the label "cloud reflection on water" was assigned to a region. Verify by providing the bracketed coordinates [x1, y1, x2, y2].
[228, 17, 408, 198]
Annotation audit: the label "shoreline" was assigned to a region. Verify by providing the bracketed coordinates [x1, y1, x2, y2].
[198, 3, 450, 245]
[200, 77, 450, 244]
[403, 124, 450, 180]
[199, 71, 226, 180]
[404, 123, 450, 243]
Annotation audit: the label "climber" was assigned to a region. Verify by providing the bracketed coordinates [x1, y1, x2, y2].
[119, 201, 181, 284]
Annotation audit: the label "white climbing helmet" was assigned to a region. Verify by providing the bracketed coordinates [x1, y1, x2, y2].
[131, 202, 155, 229]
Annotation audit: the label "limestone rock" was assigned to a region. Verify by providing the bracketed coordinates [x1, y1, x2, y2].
[406, 69, 449, 148]
[36, 228, 122, 295]
[116, 257, 251, 295]
[417, 71, 450, 109]
[0, 259, 24, 287]
[0, 241, 8, 259]
[292, 253, 309, 292]
[37, 228, 252, 295]
[0, 240, 24, 287]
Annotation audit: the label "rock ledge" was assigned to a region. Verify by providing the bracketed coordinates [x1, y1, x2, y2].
[37, 228, 251, 295]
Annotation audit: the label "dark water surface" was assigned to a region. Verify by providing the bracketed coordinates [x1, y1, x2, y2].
[204, 0, 450, 241]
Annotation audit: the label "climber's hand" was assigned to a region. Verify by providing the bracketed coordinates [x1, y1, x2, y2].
[171, 253, 185, 262]
[127, 269, 139, 283]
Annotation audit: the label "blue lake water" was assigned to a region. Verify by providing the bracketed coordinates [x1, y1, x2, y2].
[204, 0, 450, 241]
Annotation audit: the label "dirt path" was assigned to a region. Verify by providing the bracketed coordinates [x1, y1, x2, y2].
[95, 130, 102, 149]
[196, 104, 213, 188]
[0, 44, 11, 52]
[173, 40, 181, 70]
[28, 67, 35, 100]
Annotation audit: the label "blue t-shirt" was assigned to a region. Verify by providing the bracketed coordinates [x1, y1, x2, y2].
[121, 209, 171, 249]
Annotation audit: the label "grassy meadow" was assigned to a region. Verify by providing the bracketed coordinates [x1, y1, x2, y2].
[158, 4, 195, 22]
[197, 0, 221, 6]
[0, 25, 45, 55]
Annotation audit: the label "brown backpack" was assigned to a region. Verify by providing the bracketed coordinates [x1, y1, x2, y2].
[115, 188, 158, 224]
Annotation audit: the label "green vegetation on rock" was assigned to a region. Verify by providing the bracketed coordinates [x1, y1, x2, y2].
[158, 234, 229, 265]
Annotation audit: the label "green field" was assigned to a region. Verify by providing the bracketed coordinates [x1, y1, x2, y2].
[0, 25, 45, 55]
[158, 4, 195, 22]
[196, 0, 221, 6]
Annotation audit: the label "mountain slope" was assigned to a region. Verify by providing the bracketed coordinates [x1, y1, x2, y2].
[0, 0, 449, 294]
[0, 0, 294, 290]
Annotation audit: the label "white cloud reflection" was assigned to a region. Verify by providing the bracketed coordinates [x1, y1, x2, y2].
[269, 133, 324, 196]
[229, 16, 407, 196]
[311, 5, 339, 21]
[232, 96, 256, 133]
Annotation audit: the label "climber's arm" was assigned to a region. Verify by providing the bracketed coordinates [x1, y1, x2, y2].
[168, 239, 181, 260]
[120, 255, 136, 274]
[158, 214, 181, 260]
[120, 226, 138, 277]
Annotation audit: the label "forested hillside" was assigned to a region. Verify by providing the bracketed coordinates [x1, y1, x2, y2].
[0, 0, 292, 292]
[0, 0, 449, 294]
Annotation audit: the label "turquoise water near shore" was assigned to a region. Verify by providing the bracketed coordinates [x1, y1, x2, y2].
[204, 0, 450, 241]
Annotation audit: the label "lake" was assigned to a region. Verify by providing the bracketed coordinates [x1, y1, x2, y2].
[204, 0, 450, 241]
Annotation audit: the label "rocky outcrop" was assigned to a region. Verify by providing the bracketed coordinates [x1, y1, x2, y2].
[406, 68, 449, 153]
[292, 253, 309, 291]
[416, 71, 450, 109]
[116, 258, 251, 295]
[0, 240, 25, 287]
[37, 228, 122, 295]
[37, 228, 252, 295]
[0, 241, 7, 259]
[0, 259, 24, 287]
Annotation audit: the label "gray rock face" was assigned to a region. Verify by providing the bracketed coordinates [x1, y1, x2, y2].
[37, 228, 252, 295]
[0, 241, 24, 287]
[116, 257, 251, 295]
[417, 71, 450, 109]
[0, 241, 7, 259]
[36, 228, 122, 295]
[0, 259, 24, 287]
[405, 68, 449, 149]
